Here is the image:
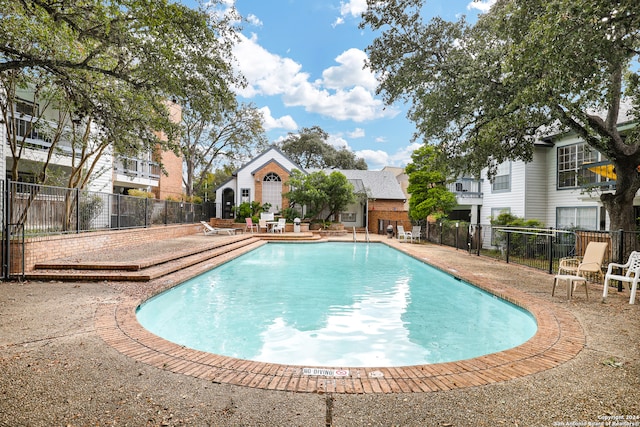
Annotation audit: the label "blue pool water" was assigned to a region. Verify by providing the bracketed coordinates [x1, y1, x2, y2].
[136, 243, 537, 367]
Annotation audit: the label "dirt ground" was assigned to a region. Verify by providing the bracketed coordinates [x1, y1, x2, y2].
[1, 237, 639, 426]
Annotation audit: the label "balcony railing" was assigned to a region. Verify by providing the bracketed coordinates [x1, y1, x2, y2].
[447, 178, 483, 198]
[114, 158, 161, 180]
[7, 115, 76, 157]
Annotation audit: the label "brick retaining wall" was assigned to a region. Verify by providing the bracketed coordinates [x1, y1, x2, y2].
[10, 224, 200, 274]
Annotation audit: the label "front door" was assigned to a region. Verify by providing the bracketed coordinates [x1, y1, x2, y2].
[222, 188, 235, 219]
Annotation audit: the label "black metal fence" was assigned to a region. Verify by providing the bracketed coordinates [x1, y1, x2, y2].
[407, 219, 640, 276]
[6, 181, 206, 235]
[1, 180, 208, 279]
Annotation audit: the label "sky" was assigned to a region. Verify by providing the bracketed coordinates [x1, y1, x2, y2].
[212, 0, 496, 170]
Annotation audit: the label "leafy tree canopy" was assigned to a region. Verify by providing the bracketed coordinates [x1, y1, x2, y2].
[361, 0, 640, 232]
[278, 126, 368, 170]
[405, 144, 457, 220]
[285, 169, 356, 221]
[1, 0, 242, 184]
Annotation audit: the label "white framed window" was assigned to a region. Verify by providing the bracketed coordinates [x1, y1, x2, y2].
[557, 143, 599, 189]
[241, 188, 250, 203]
[492, 162, 511, 192]
[262, 173, 282, 212]
[556, 207, 598, 230]
[341, 212, 356, 222]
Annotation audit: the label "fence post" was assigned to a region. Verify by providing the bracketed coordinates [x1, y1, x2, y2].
[505, 231, 511, 264]
[75, 188, 80, 233]
[116, 194, 121, 229]
[164, 200, 168, 225]
[144, 198, 148, 228]
[476, 225, 481, 256]
[617, 229, 624, 292]
[3, 179, 10, 279]
[547, 232, 554, 274]
[455, 222, 459, 250]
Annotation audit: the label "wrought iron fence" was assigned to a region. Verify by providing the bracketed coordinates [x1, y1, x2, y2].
[421, 220, 640, 276]
[5, 180, 206, 237]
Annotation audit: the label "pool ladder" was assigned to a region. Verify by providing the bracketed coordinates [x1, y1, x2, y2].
[353, 226, 370, 243]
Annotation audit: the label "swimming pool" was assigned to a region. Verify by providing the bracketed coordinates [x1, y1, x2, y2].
[136, 242, 537, 367]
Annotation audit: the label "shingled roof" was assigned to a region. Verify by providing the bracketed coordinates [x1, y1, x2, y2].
[321, 169, 406, 200]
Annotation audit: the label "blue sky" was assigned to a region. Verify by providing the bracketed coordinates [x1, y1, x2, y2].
[214, 0, 496, 170]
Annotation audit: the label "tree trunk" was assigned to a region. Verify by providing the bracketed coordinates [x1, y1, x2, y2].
[601, 161, 640, 260]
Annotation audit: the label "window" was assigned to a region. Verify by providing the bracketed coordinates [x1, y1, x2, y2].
[492, 162, 511, 192]
[341, 212, 356, 222]
[15, 98, 38, 117]
[557, 143, 599, 189]
[556, 207, 598, 230]
[262, 173, 282, 212]
[263, 172, 281, 182]
[491, 207, 510, 221]
[241, 188, 250, 203]
[490, 207, 510, 246]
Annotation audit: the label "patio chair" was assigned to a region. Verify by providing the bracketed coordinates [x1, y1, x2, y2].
[245, 217, 259, 233]
[272, 218, 286, 233]
[397, 225, 412, 242]
[411, 225, 421, 243]
[603, 251, 640, 304]
[558, 241, 608, 283]
[200, 221, 235, 236]
[258, 218, 268, 233]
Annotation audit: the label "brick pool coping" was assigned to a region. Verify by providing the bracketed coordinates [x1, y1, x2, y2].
[95, 239, 585, 394]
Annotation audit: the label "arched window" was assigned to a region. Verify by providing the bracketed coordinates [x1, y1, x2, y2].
[263, 172, 281, 182]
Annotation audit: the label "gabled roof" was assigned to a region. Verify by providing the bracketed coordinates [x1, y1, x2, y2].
[311, 169, 406, 200]
[233, 145, 304, 177]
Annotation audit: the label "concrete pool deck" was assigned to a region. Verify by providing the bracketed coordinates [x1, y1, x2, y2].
[2, 233, 639, 426]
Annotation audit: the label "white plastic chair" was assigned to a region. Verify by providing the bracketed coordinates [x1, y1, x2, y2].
[272, 218, 286, 233]
[411, 225, 421, 243]
[397, 225, 412, 242]
[603, 251, 640, 304]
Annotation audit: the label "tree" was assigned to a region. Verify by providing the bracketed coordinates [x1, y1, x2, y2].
[279, 126, 368, 169]
[181, 101, 268, 198]
[405, 145, 457, 220]
[361, 0, 640, 233]
[328, 148, 369, 170]
[1, 0, 241, 184]
[284, 169, 356, 221]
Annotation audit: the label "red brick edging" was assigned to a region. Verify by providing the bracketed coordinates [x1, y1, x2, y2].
[95, 244, 585, 394]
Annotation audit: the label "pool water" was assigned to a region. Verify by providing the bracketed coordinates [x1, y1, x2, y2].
[136, 243, 537, 367]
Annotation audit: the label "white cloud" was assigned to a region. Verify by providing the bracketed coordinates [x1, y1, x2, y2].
[322, 48, 378, 91]
[375, 136, 387, 143]
[232, 34, 398, 123]
[332, 17, 345, 28]
[327, 134, 350, 150]
[467, 0, 497, 13]
[246, 13, 263, 27]
[357, 142, 420, 169]
[356, 149, 389, 170]
[339, 0, 368, 18]
[259, 106, 298, 131]
[347, 128, 365, 138]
